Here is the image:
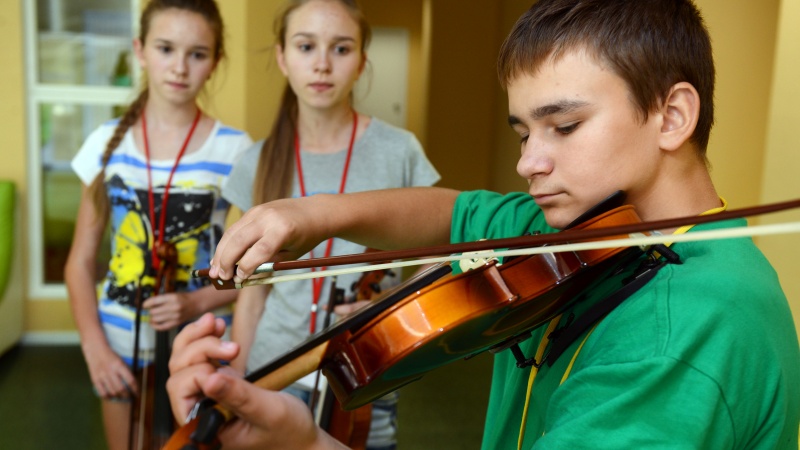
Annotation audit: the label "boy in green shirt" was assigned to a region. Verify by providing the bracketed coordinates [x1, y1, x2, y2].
[166, 0, 800, 448]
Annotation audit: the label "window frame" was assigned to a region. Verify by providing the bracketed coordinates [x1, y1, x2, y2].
[23, 0, 141, 299]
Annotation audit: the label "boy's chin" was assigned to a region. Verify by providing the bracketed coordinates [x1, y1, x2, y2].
[541, 209, 571, 231]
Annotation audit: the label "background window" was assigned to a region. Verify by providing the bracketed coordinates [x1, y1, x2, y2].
[26, 0, 139, 297]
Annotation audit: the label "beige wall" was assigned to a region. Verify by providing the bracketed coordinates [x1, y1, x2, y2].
[211, 0, 285, 140]
[0, 1, 63, 334]
[422, 0, 503, 191]
[700, 0, 780, 208]
[699, 0, 800, 333]
[0, 0, 27, 341]
[492, 1, 541, 194]
[1, 1, 797, 340]
[0, 2, 26, 190]
[757, 0, 800, 335]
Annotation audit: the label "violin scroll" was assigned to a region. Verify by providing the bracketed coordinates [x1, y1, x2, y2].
[350, 268, 395, 301]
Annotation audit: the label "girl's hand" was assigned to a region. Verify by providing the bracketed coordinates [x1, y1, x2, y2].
[332, 299, 371, 317]
[82, 341, 137, 399]
[144, 292, 196, 330]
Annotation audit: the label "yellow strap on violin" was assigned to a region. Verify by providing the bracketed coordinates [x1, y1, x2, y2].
[517, 315, 562, 450]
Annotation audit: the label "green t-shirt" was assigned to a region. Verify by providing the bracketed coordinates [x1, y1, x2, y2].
[451, 190, 800, 450]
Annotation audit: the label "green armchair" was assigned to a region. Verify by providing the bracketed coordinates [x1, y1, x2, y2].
[0, 180, 20, 356]
[0, 181, 13, 302]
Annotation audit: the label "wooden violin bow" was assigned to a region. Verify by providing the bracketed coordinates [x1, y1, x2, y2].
[193, 196, 800, 289]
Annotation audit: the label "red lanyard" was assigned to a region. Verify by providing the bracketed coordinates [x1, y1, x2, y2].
[294, 110, 357, 333]
[142, 108, 201, 270]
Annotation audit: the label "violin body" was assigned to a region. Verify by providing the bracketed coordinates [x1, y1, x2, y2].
[321, 205, 642, 409]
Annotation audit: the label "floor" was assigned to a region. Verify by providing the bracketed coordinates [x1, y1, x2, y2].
[0, 344, 493, 449]
[0, 345, 106, 450]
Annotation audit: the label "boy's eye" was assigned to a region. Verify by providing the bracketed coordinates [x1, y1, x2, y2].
[157, 45, 172, 54]
[556, 122, 579, 135]
[298, 43, 313, 52]
[509, 124, 529, 146]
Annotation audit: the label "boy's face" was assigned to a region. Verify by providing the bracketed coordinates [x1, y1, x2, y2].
[507, 49, 663, 229]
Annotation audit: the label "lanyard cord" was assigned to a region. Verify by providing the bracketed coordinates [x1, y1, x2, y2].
[294, 110, 358, 333]
[142, 107, 201, 270]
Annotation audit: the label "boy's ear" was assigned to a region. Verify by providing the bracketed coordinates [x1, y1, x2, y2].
[658, 82, 700, 151]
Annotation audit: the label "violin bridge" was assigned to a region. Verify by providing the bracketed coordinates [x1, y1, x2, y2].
[458, 239, 498, 272]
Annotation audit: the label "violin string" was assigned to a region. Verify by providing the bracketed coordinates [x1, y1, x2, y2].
[234, 221, 800, 288]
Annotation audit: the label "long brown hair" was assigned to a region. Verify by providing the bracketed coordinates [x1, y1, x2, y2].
[253, 0, 371, 205]
[87, 0, 226, 220]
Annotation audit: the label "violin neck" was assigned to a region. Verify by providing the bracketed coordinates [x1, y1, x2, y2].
[251, 342, 329, 392]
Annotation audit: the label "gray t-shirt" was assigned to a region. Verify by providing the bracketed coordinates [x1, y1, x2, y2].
[223, 117, 440, 372]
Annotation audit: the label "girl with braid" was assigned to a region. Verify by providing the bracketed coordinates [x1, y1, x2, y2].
[64, 1, 252, 448]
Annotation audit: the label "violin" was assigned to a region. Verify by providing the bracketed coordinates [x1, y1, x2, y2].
[165, 193, 649, 449]
[131, 241, 178, 450]
[168, 194, 800, 449]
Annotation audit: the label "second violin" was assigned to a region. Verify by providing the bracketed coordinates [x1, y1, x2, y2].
[130, 241, 179, 450]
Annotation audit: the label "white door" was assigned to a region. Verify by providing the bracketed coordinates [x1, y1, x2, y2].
[354, 27, 410, 128]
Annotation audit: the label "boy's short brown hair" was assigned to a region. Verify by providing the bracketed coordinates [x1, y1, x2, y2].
[498, 0, 715, 155]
